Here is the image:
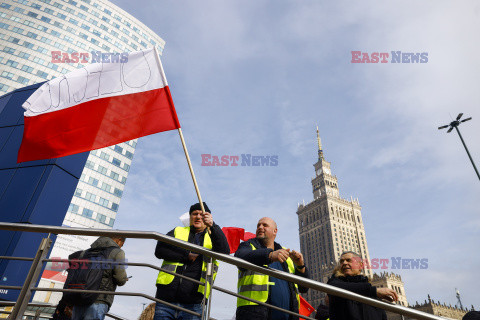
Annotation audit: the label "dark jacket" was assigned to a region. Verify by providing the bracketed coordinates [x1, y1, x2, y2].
[155, 223, 230, 304]
[52, 299, 72, 320]
[235, 238, 309, 320]
[327, 275, 386, 320]
[90, 237, 128, 308]
[315, 304, 329, 320]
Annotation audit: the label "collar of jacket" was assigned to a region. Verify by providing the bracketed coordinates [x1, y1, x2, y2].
[250, 237, 283, 251]
[335, 274, 369, 283]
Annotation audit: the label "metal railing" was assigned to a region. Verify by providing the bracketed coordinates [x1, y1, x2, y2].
[0, 301, 128, 319]
[0, 222, 447, 320]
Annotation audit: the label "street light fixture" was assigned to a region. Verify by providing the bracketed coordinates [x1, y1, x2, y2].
[438, 113, 480, 181]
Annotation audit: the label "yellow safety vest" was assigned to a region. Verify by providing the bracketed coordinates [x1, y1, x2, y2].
[156, 226, 219, 299]
[237, 243, 300, 309]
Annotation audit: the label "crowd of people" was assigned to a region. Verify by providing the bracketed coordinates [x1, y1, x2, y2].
[51, 202, 477, 320]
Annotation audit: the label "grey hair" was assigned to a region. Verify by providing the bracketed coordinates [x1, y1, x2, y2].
[335, 251, 364, 277]
[340, 251, 361, 259]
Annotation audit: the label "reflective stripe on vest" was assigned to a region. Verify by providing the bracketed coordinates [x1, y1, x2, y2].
[237, 243, 300, 309]
[156, 226, 219, 299]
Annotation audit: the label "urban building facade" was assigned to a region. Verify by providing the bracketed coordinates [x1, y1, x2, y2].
[0, 0, 165, 304]
[296, 129, 373, 307]
[386, 295, 470, 320]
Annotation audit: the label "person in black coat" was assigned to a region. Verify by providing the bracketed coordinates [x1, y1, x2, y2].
[327, 251, 398, 320]
[153, 202, 230, 320]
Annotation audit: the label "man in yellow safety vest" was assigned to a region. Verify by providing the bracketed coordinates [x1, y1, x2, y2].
[153, 202, 230, 320]
[235, 217, 309, 320]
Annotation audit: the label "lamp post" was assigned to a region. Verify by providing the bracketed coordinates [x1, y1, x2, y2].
[438, 113, 480, 181]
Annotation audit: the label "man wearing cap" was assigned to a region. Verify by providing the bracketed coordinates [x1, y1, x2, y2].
[153, 202, 230, 320]
[235, 217, 309, 320]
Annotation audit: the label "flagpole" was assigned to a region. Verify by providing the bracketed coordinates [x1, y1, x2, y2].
[153, 47, 210, 234]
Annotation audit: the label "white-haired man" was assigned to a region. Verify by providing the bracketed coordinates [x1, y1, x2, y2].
[327, 251, 398, 320]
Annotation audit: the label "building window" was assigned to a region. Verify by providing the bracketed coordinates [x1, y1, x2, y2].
[68, 203, 79, 214]
[85, 192, 96, 202]
[100, 182, 111, 192]
[112, 158, 121, 167]
[5, 60, 19, 68]
[97, 214, 106, 224]
[110, 171, 119, 180]
[88, 177, 99, 187]
[1, 71, 14, 80]
[17, 76, 29, 84]
[82, 208, 93, 218]
[111, 203, 119, 212]
[98, 165, 108, 175]
[36, 70, 48, 79]
[0, 84, 9, 92]
[85, 160, 94, 169]
[99, 198, 109, 207]
[113, 188, 123, 197]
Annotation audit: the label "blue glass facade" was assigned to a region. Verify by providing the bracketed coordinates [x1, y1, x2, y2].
[0, 83, 88, 301]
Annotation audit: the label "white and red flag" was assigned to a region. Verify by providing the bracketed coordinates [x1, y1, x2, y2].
[17, 47, 180, 163]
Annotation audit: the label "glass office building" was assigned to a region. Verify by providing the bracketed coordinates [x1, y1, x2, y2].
[0, 0, 165, 304]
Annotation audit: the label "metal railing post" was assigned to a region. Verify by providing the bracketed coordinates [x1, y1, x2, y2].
[205, 258, 214, 320]
[10, 237, 52, 319]
[33, 309, 41, 319]
[200, 257, 213, 320]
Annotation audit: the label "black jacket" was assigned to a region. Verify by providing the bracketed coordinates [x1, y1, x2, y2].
[155, 223, 230, 304]
[235, 238, 309, 320]
[327, 275, 387, 320]
[315, 304, 329, 320]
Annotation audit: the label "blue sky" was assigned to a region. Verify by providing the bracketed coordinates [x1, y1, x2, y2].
[106, 1, 480, 318]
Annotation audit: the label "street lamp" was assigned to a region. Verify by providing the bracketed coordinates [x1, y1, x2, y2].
[438, 113, 480, 181]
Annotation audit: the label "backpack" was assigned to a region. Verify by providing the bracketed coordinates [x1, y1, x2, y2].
[62, 246, 118, 306]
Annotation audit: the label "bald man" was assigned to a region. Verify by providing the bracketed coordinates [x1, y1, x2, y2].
[235, 217, 309, 320]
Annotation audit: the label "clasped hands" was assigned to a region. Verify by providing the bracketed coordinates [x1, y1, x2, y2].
[269, 248, 304, 267]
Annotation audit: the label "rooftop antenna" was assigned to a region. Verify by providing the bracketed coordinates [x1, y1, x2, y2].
[316, 125, 324, 160]
[438, 113, 479, 181]
[455, 288, 463, 310]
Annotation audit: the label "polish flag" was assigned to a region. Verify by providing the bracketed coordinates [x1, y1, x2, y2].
[299, 295, 315, 319]
[17, 47, 180, 163]
[221, 227, 257, 253]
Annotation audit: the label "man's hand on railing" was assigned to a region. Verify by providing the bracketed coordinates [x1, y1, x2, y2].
[377, 287, 399, 302]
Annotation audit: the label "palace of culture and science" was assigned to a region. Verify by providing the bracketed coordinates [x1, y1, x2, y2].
[296, 129, 408, 308]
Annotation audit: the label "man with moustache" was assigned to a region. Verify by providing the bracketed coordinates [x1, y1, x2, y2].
[235, 217, 309, 320]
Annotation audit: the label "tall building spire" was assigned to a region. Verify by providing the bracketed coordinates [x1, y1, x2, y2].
[316, 126, 324, 159]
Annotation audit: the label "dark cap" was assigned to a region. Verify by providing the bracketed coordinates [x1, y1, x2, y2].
[189, 202, 210, 214]
[463, 312, 480, 320]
